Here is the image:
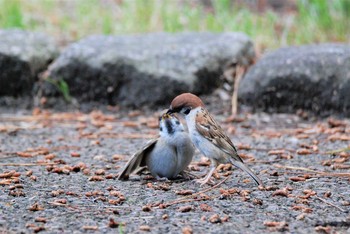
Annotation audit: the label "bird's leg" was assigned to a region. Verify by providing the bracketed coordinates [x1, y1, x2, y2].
[180, 170, 200, 180]
[195, 159, 218, 186]
[155, 176, 170, 181]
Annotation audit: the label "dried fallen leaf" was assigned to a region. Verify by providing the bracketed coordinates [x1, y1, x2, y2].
[45, 154, 56, 160]
[217, 163, 232, 171]
[105, 174, 115, 179]
[66, 191, 78, 196]
[237, 144, 251, 150]
[128, 110, 142, 117]
[108, 218, 119, 228]
[146, 120, 158, 128]
[268, 150, 285, 156]
[188, 165, 200, 171]
[26, 170, 33, 177]
[178, 206, 192, 213]
[0, 179, 12, 185]
[83, 169, 90, 175]
[296, 134, 309, 139]
[94, 169, 106, 175]
[182, 226, 193, 234]
[142, 205, 152, 212]
[221, 215, 230, 222]
[291, 205, 313, 213]
[70, 152, 81, 157]
[16, 152, 33, 157]
[0, 170, 15, 178]
[209, 214, 221, 223]
[296, 213, 306, 220]
[264, 221, 288, 229]
[200, 204, 213, 212]
[83, 226, 98, 230]
[51, 190, 64, 197]
[28, 202, 44, 211]
[289, 176, 306, 182]
[122, 121, 139, 128]
[112, 154, 124, 161]
[328, 118, 347, 128]
[328, 134, 350, 142]
[89, 176, 104, 181]
[323, 191, 332, 198]
[314, 225, 332, 234]
[176, 190, 194, 196]
[272, 188, 289, 197]
[296, 149, 313, 155]
[9, 189, 25, 197]
[159, 203, 168, 209]
[33, 226, 45, 233]
[139, 225, 151, 231]
[34, 217, 47, 223]
[253, 198, 263, 205]
[108, 199, 124, 205]
[54, 199, 67, 204]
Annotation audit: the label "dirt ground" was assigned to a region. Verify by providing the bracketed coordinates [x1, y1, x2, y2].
[0, 99, 349, 233]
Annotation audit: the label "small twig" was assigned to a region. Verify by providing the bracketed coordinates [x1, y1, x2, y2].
[0, 162, 57, 166]
[170, 176, 230, 203]
[250, 160, 282, 164]
[93, 133, 154, 139]
[325, 147, 350, 154]
[274, 164, 350, 178]
[313, 172, 350, 178]
[314, 196, 346, 212]
[164, 194, 222, 207]
[230, 65, 245, 118]
[274, 164, 318, 173]
[147, 176, 230, 208]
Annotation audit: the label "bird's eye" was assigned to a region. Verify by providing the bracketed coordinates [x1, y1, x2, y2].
[175, 120, 180, 125]
[183, 107, 191, 115]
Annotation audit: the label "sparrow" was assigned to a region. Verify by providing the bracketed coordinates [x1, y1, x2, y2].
[166, 93, 263, 186]
[118, 113, 195, 180]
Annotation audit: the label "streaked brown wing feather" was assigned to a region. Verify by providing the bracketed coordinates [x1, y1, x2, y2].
[117, 138, 158, 180]
[195, 109, 243, 163]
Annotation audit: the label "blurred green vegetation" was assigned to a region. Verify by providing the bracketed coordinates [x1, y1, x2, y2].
[0, 0, 349, 50]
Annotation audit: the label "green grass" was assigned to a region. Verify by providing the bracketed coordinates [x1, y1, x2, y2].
[0, 0, 349, 50]
[45, 77, 72, 103]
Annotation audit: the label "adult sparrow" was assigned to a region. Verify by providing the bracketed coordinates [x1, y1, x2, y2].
[167, 93, 263, 186]
[118, 113, 195, 180]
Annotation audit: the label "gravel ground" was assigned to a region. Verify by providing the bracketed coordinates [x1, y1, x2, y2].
[0, 100, 349, 234]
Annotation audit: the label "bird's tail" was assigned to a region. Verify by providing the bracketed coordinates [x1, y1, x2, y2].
[230, 159, 264, 186]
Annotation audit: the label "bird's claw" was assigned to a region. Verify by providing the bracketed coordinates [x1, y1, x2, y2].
[194, 177, 215, 186]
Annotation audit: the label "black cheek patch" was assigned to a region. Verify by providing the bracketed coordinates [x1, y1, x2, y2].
[165, 120, 174, 135]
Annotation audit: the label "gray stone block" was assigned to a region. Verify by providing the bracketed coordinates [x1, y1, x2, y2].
[239, 44, 350, 116]
[0, 29, 59, 96]
[45, 32, 255, 107]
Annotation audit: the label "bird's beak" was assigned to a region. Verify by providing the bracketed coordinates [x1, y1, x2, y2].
[161, 113, 171, 119]
[166, 109, 174, 114]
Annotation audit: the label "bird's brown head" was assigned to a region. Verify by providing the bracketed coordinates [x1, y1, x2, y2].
[167, 93, 205, 116]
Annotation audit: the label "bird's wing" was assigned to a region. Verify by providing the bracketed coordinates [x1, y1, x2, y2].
[117, 138, 158, 180]
[195, 108, 243, 163]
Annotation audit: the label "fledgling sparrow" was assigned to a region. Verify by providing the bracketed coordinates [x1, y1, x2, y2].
[167, 93, 263, 186]
[118, 113, 195, 180]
